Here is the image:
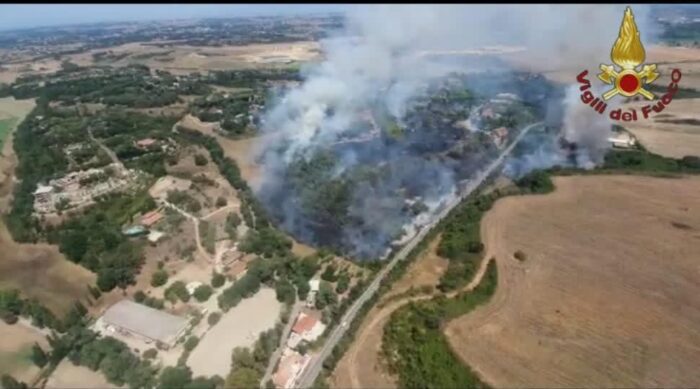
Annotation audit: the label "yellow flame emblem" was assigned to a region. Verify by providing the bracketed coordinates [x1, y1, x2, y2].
[598, 7, 659, 100]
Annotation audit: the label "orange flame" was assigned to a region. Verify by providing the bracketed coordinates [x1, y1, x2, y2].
[611, 7, 645, 70]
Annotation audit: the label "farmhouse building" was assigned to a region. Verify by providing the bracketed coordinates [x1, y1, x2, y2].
[96, 300, 188, 349]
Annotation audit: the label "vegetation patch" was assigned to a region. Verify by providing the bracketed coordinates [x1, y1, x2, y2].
[0, 118, 17, 149]
[382, 261, 497, 389]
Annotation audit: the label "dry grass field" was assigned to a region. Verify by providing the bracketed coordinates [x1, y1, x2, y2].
[445, 175, 700, 388]
[330, 238, 449, 389]
[45, 359, 117, 389]
[0, 40, 319, 84]
[0, 321, 49, 383]
[0, 222, 96, 316]
[621, 98, 700, 158]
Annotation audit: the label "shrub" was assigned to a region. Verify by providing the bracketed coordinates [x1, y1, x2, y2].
[467, 241, 484, 254]
[514, 250, 527, 261]
[151, 270, 168, 287]
[164, 281, 190, 303]
[0, 310, 18, 325]
[143, 348, 158, 359]
[133, 290, 146, 303]
[194, 154, 208, 166]
[216, 196, 227, 207]
[208, 312, 221, 326]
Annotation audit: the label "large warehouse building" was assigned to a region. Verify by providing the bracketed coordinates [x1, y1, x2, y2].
[96, 300, 189, 349]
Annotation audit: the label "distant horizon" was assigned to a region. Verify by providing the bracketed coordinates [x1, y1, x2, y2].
[0, 4, 352, 32]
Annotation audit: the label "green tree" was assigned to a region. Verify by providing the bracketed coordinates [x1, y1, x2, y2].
[151, 270, 169, 287]
[165, 281, 190, 303]
[30, 343, 48, 367]
[315, 281, 337, 310]
[211, 272, 226, 288]
[335, 273, 350, 294]
[226, 367, 261, 389]
[320, 264, 337, 282]
[275, 279, 296, 304]
[295, 276, 310, 300]
[184, 336, 199, 352]
[159, 366, 193, 389]
[208, 312, 221, 326]
[193, 285, 213, 302]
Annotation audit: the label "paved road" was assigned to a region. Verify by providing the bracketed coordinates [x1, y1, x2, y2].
[260, 301, 304, 387]
[294, 121, 543, 388]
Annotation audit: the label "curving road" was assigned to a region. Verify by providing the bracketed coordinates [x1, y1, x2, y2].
[294, 121, 543, 388]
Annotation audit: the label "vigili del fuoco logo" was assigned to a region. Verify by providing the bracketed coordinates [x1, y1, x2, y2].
[576, 6, 682, 122]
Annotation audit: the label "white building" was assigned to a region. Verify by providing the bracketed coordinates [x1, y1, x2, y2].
[95, 300, 189, 349]
[306, 279, 320, 308]
[608, 132, 637, 149]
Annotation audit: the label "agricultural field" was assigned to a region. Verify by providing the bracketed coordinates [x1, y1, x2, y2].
[445, 175, 700, 387]
[504, 45, 700, 87]
[330, 237, 448, 389]
[0, 321, 50, 383]
[71, 41, 320, 75]
[622, 98, 700, 159]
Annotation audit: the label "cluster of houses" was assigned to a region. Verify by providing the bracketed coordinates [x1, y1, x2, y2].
[273, 308, 327, 389]
[33, 163, 137, 214]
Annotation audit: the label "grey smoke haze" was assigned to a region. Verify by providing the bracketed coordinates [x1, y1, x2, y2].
[254, 5, 656, 258]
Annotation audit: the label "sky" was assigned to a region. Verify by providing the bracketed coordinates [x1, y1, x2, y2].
[0, 4, 353, 31]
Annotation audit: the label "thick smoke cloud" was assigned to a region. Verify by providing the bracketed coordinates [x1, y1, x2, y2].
[253, 5, 655, 258]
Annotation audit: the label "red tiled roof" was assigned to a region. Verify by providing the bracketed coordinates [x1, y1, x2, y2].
[141, 210, 163, 227]
[292, 313, 318, 334]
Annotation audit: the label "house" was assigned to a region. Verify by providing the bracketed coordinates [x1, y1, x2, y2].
[272, 349, 312, 389]
[491, 127, 509, 148]
[141, 210, 164, 228]
[287, 312, 326, 349]
[481, 105, 497, 120]
[34, 184, 54, 203]
[135, 138, 157, 149]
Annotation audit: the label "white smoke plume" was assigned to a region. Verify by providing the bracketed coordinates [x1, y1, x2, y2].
[253, 5, 657, 258]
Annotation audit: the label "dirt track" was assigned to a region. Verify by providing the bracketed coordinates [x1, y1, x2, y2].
[330, 236, 498, 389]
[330, 238, 446, 388]
[445, 175, 700, 388]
